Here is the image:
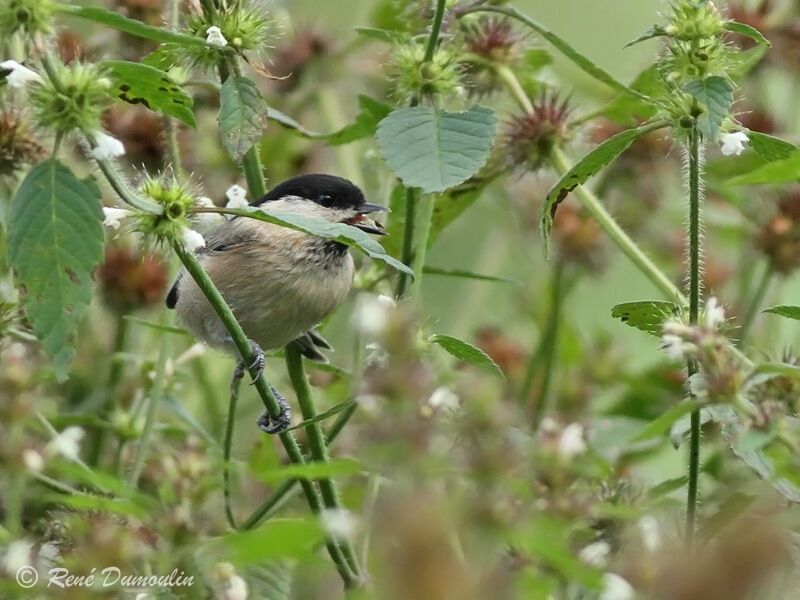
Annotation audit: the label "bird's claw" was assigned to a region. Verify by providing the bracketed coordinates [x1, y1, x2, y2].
[230, 340, 265, 395]
[257, 386, 292, 435]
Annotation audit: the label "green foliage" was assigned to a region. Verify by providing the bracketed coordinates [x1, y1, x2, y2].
[376, 105, 496, 194]
[327, 96, 392, 146]
[610, 301, 683, 336]
[8, 160, 103, 380]
[429, 333, 505, 379]
[763, 305, 800, 321]
[103, 61, 197, 128]
[727, 150, 800, 185]
[683, 76, 734, 139]
[724, 21, 771, 47]
[256, 459, 362, 484]
[630, 401, 700, 442]
[218, 76, 269, 162]
[204, 520, 325, 566]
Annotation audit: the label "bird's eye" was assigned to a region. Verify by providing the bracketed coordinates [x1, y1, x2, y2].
[318, 194, 334, 207]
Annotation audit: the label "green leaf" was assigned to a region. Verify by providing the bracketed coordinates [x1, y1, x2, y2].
[376, 105, 496, 194]
[683, 76, 734, 139]
[285, 400, 357, 432]
[521, 48, 552, 71]
[43, 493, 148, 518]
[600, 65, 662, 124]
[122, 315, 191, 336]
[266, 107, 322, 138]
[541, 122, 666, 251]
[205, 519, 324, 566]
[58, 5, 212, 48]
[256, 459, 362, 484]
[747, 132, 798, 162]
[218, 76, 269, 162]
[727, 150, 800, 185]
[624, 24, 668, 48]
[611, 301, 682, 336]
[353, 26, 403, 44]
[729, 45, 768, 81]
[647, 476, 689, 500]
[423, 266, 517, 284]
[8, 160, 104, 380]
[630, 401, 699, 443]
[750, 362, 800, 379]
[327, 95, 392, 146]
[429, 333, 505, 379]
[764, 305, 800, 320]
[724, 20, 771, 47]
[102, 60, 196, 128]
[429, 183, 488, 248]
[220, 206, 414, 277]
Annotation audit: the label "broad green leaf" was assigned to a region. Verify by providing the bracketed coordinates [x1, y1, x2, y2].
[683, 76, 734, 139]
[727, 151, 800, 185]
[625, 24, 668, 48]
[256, 459, 362, 484]
[423, 266, 516, 284]
[218, 76, 269, 162]
[429, 183, 488, 248]
[327, 96, 392, 146]
[611, 300, 682, 336]
[630, 401, 699, 443]
[103, 60, 196, 128]
[764, 305, 800, 320]
[43, 493, 148, 518]
[57, 5, 212, 48]
[8, 160, 104, 380]
[218, 206, 413, 277]
[376, 105, 496, 194]
[729, 45, 768, 81]
[142, 44, 181, 70]
[747, 132, 798, 162]
[724, 20, 771, 47]
[541, 122, 667, 252]
[429, 333, 505, 379]
[205, 519, 324, 566]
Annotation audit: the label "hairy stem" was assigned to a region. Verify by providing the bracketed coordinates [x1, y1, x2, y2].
[286, 346, 361, 577]
[737, 263, 773, 347]
[395, 187, 418, 298]
[686, 128, 702, 545]
[424, 0, 447, 61]
[551, 147, 685, 304]
[411, 194, 436, 297]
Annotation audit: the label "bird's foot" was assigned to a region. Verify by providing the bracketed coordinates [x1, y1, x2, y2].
[257, 385, 292, 434]
[230, 340, 265, 395]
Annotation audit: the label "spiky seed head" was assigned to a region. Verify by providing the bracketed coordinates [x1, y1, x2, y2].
[501, 92, 572, 171]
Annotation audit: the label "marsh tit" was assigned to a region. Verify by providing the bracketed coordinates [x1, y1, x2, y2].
[166, 174, 387, 433]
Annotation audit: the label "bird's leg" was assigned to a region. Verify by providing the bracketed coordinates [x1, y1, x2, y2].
[257, 385, 292, 434]
[229, 339, 265, 396]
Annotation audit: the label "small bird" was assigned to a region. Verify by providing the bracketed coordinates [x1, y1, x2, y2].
[166, 173, 387, 433]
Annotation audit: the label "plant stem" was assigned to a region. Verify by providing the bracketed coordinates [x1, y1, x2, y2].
[424, 0, 447, 61]
[223, 376, 241, 529]
[163, 0, 183, 177]
[525, 261, 566, 431]
[172, 243, 358, 588]
[286, 346, 361, 577]
[395, 187, 418, 298]
[737, 263, 773, 347]
[496, 64, 533, 113]
[550, 147, 685, 304]
[686, 128, 702, 545]
[410, 194, 436, 298]
[240, 401, 358, 530]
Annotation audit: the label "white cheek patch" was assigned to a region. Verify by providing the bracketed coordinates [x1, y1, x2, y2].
[260, 196, 355, 223]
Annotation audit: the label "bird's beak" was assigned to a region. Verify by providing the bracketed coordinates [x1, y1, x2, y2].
[347, 203, 388, 235]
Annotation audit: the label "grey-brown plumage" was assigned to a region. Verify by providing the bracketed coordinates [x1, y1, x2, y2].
[167, 174, 386, 362]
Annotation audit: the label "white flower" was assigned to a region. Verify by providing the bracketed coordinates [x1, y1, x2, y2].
[206, 26, 228, 47]
[225, 184, 249, 209]
[703, 297, 725, 329]
[638, 515, 662, 552]
[364, 342, 388, 367]
[182, 227, 206, 252]
[557, 423, 586, 457]
[214, 563, 247, 600]
[22, 449, 44, 473]
[103, 207, 134, 230]
[89, 131, 125, 160]
[720, 131, 749, 156]
[321, 508, 359, 541]
[600, 573, 635, 600]
[427, 387, 460, 411]
[578, 541, 610, 568]
[1, 60, 42, 88]
[2, 539, 32, 574]
[688, 372, 708, 399]
[45, 426, 84, 461]
[354, 294, 396, 335]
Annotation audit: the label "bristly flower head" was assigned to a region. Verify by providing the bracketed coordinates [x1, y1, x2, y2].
[133, 172, 205, 250]
[390, 42, 463, 103]
[460, 16, 523, 95]
[0, 110, 46, 175]
[502, 92, 572, 171]
[0, 0, 55, 38]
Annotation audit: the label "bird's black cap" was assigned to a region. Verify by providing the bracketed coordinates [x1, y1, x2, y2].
[253, 173, 367, 211]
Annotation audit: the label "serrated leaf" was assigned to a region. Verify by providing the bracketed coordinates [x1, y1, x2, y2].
[630, 401, 699, 443]
[764, 305, 800, 320]
[747, 132, 798, 162]
[429, 333, 504, 379]
[624, 24, 668, 48]
[684, 76, 734, 139]
[429, 183, 488, 248]
[218, 76, 269, 162]
[541, 122, 666, 251]
[58, 5, 212, 48]
[611, 301, 682, 336]
[423, 266, 516, 284]
[103, 60, 196, 128]
[725, 20, 771, 47]
[8, 160, 104, 380]
[219, 207, 414, 277]
[727, 151, 800, 185]
[376, 105, 496, 194]
[327, 95, 392, 146]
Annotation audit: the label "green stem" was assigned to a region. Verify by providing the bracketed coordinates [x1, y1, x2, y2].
[424, 0, 447, 62]
[529, 261, 566, 430]
[172, 243, 358, 588]
[240, 402, 358, 530]
[223, 376, 241, 529]
[496, 64, 533, 113]
[163, 0, 183, 177]
[395, 187, 418, 298]
[551, 147, 685, 304]
[737, 264, 773, 347]
[286, 346, 361, 577]
[410, 194, 436, 298]
[193, 359, 223, 439]
[686, 128, 702, 545]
